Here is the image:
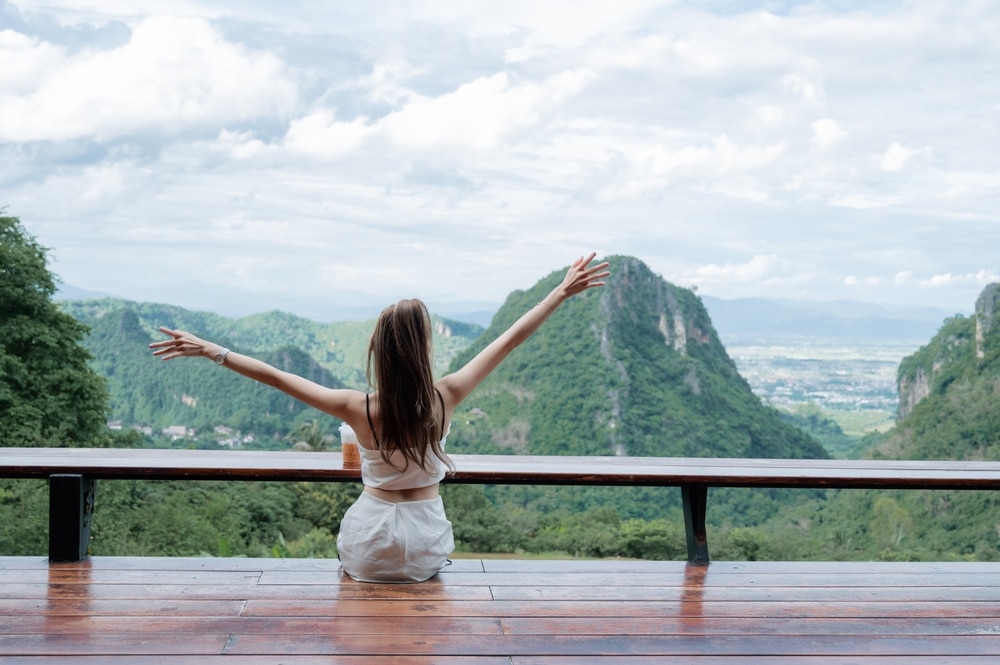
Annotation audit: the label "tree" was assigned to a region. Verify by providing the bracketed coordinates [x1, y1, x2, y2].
[871, 496, 913, 553]
[0, 213, 109, 447]
[287, 419, 334, 452]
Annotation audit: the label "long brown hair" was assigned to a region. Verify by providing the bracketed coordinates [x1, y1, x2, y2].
[366, 299, 452, 472]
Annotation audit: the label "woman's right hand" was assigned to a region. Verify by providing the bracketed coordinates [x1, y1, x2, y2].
[541, 253, 610, 307]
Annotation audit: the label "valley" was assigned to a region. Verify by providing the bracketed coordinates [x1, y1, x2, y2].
[723, 336, 925, 436]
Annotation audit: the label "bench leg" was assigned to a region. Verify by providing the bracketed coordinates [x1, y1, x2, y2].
[49, 474, 96, 563]
[681, 486, 709, 565]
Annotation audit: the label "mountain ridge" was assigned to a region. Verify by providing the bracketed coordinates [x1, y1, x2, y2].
[60, 256, 827, 461]
[446, 256, 828, 460]
[60, 296, 484, 392]
[58, 284, 963, 341]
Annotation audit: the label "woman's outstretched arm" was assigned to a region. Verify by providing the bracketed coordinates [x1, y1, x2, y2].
[437, 253, 609, 409]
[149, 327, 360, 419]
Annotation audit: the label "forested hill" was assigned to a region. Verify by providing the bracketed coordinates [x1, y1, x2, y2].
[63, 298, 484, 438]
[62, 297, 483, 389]
[741, 283, 1000, 562]
[84, 307, 345, 437]
[447, 256, 828, 459]
[873, 282, 1000, 461]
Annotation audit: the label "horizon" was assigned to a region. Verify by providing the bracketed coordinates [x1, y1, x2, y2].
[6, 1, 999, 313]
[55, 277, 974, 339]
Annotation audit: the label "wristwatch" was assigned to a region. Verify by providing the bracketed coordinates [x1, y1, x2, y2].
[214, 348, 231, 365]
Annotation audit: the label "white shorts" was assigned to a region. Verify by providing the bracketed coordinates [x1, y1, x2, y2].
[336, 491, 454, 583]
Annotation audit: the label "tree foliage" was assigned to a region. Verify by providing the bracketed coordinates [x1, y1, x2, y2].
[0, 214, 108, 447]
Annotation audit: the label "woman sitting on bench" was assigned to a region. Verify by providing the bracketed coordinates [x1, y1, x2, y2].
[150, 254, 608, 582]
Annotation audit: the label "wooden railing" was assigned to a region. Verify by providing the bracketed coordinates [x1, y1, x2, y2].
[3, 447, 1000, 563]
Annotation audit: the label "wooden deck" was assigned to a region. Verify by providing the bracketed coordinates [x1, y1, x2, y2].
[1, 557, 999, 663]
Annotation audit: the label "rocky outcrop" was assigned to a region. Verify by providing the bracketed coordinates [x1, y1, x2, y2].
[897, 366, 931, 420]
[896, 283, 999, 418]
[975, 283, 1000, 360]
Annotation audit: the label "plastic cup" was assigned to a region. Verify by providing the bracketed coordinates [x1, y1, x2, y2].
[339, 423, 361, 467]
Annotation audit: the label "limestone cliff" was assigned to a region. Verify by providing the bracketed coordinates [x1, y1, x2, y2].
[447, 255, 827, 460]
[975, 283, 1000, 360]
[896, 283, 1000, 419]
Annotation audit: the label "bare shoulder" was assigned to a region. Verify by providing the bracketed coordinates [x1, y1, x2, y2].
[337, 389, 371, 420]
[434, 377, 461, 409]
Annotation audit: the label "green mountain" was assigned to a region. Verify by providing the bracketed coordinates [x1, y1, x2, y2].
[743, 283, 1000, 562]
[63, 299, 484, 439]
[879, 282, 1000, 461]
[85, 307, 346, 439]
[61, 298, 483, 390]
[63, 263, 826, 459]
[447, 256, 828, 460]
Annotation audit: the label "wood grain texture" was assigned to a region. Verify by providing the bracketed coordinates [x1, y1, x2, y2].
[4, 447, 1000, 488]
[1, 556, 999, 662]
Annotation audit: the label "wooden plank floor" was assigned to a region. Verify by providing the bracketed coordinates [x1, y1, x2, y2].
[1, 556, 999, 663]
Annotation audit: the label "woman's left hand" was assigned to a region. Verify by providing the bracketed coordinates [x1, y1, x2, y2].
[149, 327, 221, 361]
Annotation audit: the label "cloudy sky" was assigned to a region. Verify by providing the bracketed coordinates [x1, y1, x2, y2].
[2, 0, 997, 321]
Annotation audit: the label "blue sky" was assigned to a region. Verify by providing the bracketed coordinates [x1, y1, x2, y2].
[2, 0, 997, 320]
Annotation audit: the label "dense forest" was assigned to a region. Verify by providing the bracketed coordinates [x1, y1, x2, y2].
[3, 213, 1000, 562]
[447, 256, 826, 460]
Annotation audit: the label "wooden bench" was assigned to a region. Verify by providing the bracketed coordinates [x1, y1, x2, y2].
[4, 447, 1000, 564]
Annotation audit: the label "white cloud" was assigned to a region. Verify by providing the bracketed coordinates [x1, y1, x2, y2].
[436, 0, 667, 62]
[829, 194, 898, 210]
[683, 254, 814, 289]
[846, 270, 1000, 292]
[811, 118, 847, 151]
[755, 105, 785, 129]
[782, 69, 824, 105]
[283, 111, 370, 160]
[844, 275, 884, 287]
[379, 69, 595, 151]
[0, 16, 297, 142]
[877, 141, 929, 172]
[279, 68, 595, 161]
[0, 30, 63, 93]
[919, 271, 1000, 288]
[596, 136, 785, 202]
[4, 1, 999, 314]
[209, 130, 269, 161]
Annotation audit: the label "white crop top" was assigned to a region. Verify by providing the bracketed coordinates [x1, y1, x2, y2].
[360, 427, 450, 490]
[362, 391, 451, 490]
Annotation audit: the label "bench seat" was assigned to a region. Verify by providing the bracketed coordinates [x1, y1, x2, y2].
[3, 448, 1000, 564]
[4, 447, 1000, 488]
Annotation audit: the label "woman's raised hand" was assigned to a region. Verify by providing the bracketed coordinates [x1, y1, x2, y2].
[556, 253, 610, 300]
[149, 327, 219, 361]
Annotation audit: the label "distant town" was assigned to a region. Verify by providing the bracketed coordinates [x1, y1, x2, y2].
[725, 337, 921, 434]
[108, 421, 258, 449]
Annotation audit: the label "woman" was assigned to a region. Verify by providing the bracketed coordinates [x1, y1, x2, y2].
[150, 253, 609, 582]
